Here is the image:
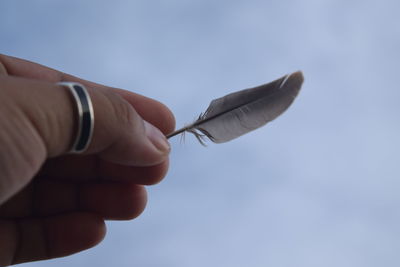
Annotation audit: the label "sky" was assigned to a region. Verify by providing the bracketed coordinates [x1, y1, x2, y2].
[2, 0, 400, 266]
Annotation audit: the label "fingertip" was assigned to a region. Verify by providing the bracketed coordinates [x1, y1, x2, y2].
[144, 120, 171, 154]
[83, 214, 107, 248]
[111, 88, 176, 134]
[122, 184, 147, 220]
[86, 88, 169, 167]
[99, 133, 169, 167]
[154, 101, 176, 135]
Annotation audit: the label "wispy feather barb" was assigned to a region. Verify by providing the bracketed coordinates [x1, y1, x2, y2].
[167, 71, 304, 145]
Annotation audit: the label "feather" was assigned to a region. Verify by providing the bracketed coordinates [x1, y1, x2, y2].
[167, 71, 304, 144]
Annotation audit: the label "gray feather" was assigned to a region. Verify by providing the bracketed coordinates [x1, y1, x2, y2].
[167, 71, 304, 144]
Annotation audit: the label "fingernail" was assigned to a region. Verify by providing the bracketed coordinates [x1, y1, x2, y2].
[144, 121, 170, 153]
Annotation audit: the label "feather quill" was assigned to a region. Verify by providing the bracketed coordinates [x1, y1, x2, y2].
[167, 71, 304, 144]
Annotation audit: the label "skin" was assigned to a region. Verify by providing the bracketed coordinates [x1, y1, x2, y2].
[0, 54, 175, 266]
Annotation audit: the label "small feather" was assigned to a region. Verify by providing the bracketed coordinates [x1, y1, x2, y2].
[167, 71, 304, 144]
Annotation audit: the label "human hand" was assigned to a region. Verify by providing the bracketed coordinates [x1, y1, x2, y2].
[0, 54, 175, 266]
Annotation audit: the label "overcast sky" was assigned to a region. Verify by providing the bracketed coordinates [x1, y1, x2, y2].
[2, 0, 400, 266]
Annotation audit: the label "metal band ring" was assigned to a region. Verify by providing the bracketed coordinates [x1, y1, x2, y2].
[58, 82, 94, 154]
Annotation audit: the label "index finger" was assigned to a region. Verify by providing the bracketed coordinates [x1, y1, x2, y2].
[0, 54, 175, 134]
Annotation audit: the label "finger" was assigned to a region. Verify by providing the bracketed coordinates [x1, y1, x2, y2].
[61, 77, 176, 135]
[0, 54, 62, 82]
[1, 75, 170, 166]
[97, 157, 170, 185]
[109, 87, 175, 134]
[0, 181, 147, 220]
[38, 155, 169, 185]
[0, 213, 105, 266]
[79, 183, 147, 220]
[0, 54, 175, 134]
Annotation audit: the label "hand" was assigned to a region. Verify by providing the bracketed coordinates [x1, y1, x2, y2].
[0, 54, 175, 266]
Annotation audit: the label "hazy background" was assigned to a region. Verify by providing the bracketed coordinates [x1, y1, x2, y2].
[2, 0, 400, 266]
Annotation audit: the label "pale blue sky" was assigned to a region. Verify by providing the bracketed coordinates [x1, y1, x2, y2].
[2, 0, 400, 266]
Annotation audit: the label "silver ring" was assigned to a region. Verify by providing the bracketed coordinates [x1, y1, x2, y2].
[58, 82, 94, 154]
